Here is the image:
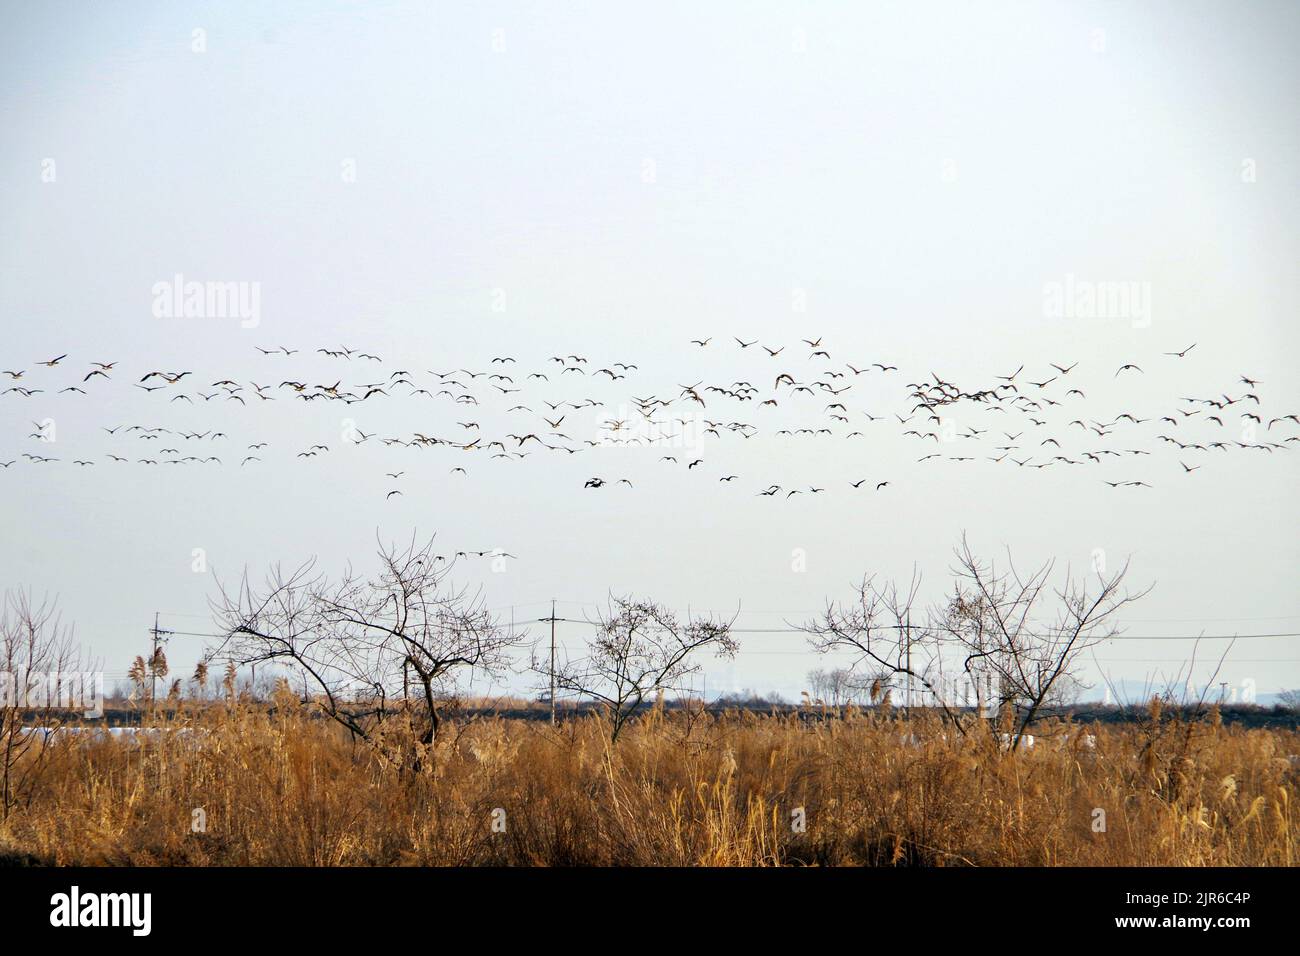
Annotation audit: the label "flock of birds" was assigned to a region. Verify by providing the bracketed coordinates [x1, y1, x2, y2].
[3, 340, 1295, 508]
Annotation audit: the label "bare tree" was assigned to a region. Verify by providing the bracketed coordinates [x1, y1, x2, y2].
[800, 570, 966, 727]
[801, 536, 1151, 747]
[935, 535, 1151, 749]
[544, 597, 738, 742]
[212, 535, 520, 754]
[0, 592, 88, 819]
[807, 667, 872, 707]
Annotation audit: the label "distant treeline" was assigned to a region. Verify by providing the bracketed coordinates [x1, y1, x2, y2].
[26, 699, 1300, 730]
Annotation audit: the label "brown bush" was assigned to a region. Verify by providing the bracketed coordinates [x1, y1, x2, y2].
[0, 703, 1293, 866]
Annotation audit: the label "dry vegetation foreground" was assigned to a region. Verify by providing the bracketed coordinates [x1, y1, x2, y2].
[1, 702, 1296, 867]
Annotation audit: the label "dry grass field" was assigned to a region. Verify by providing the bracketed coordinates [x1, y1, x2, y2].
[2, 698, 1295, 867]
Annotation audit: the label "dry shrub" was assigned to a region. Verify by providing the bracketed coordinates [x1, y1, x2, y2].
[0, 703, 1293, 866]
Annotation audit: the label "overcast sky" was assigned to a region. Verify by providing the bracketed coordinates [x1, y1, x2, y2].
[2, 0, 1297, 703]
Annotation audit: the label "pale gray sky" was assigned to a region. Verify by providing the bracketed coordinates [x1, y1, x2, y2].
[2, 0, 1297, 702]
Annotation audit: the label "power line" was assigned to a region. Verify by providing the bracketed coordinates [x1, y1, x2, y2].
[724, 652, 1300, 661]
[158, 606, 1300, 625]
[543, 620, 1300, 641]
[727, 628, 1300, 640]
[156, 624, 1300, 642]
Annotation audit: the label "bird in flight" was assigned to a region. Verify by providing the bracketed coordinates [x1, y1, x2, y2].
[5, 332, 1281, 513]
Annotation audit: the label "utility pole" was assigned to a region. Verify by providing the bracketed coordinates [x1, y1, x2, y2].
[537, 601, 559, 725]
[904, 610, 912, 720]
[148, 612, 173, 712]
